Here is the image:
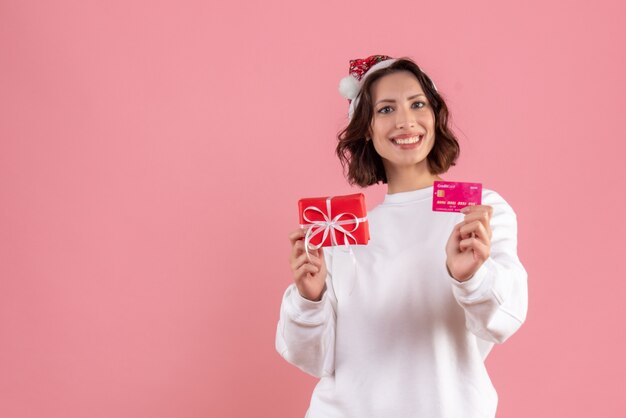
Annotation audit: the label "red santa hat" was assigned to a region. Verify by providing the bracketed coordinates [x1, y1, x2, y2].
[338, 54, 437, 120]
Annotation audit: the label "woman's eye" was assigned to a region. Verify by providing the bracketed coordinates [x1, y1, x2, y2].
[378, 106, 392, 114]
[412, 101, 426, 109]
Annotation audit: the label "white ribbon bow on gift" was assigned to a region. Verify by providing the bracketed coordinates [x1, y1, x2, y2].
[300, 196, 367, 261]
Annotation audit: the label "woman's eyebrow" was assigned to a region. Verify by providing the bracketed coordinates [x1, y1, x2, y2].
[375, 94, 425, 105]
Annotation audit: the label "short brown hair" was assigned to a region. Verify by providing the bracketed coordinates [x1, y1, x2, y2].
[336, 58, 460, 187]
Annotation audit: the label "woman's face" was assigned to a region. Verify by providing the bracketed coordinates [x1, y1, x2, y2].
[368, 70, 436, 174]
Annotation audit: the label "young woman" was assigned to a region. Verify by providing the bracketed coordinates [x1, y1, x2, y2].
[276, 55, 528, 418]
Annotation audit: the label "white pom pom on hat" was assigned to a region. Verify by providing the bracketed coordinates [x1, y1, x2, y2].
[338, 75, 360, 100]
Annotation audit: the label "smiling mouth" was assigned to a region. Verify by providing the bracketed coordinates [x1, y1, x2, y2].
[391, 135, 423, 145]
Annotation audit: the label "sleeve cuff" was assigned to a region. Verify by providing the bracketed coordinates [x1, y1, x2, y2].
[285, 284, 329, 325]
[449, 257, 497, 301]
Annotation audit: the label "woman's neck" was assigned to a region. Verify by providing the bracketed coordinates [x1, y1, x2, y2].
[384, 163, 442, 194]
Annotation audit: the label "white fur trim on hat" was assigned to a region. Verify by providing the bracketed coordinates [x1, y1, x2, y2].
[346, 58, 398, 120]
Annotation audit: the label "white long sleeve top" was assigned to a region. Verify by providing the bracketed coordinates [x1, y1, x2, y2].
[276, 187, 528, 418]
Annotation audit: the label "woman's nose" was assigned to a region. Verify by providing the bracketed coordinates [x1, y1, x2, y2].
[395, 112, 416, 129]
[395, 104, 417, 129]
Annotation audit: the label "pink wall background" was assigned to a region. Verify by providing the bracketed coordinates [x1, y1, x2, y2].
[1, 0, 625, 417]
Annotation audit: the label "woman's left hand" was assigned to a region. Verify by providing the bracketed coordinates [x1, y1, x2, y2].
[445, 205, 493, 282]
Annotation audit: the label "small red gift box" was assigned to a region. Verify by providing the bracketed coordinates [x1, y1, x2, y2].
[298, 193, 370, 249]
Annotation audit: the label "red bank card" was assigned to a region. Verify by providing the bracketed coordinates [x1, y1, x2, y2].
[432, 181, 482, 212]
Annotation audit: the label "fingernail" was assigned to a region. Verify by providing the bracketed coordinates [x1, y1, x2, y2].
[460, 207, 468, 213]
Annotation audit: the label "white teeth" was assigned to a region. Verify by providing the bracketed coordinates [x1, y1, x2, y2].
[393, 135, 422, 144]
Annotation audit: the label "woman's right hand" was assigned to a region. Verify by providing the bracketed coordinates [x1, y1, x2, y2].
[288, 228, 328, 302]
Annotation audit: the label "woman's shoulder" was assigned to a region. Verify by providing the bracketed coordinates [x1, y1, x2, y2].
[482, 188, 519, 227]
[483, 188, 513, 208]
